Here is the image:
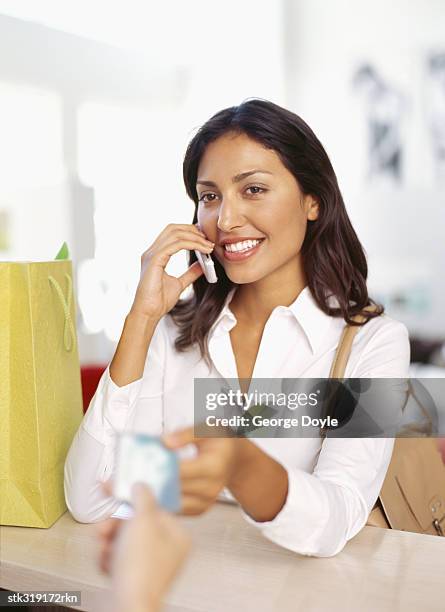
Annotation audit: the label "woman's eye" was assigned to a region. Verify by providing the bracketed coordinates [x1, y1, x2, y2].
[199, 193, 217, 203]
[199, 186, 266, 203]
[246, 185, 266, 195]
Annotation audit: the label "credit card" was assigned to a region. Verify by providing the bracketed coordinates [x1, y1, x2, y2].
[113, 433, 180, 512]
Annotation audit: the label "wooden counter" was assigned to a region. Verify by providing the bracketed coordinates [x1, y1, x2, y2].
[1, 503, 444, 611]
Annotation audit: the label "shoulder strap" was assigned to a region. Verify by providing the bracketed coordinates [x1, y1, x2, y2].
[329, 305, 379, 379]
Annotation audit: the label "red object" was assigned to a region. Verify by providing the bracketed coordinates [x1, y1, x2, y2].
[80, 365, 107, 413]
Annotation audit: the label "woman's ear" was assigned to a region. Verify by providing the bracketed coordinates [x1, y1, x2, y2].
[306, 195, 319, 221]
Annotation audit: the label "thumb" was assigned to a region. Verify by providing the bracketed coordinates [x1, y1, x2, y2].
[162, 426, 195, 449]
[101, 478, 114, 497]
[177, 261, 203, 290]
[131, 482, 156, 514]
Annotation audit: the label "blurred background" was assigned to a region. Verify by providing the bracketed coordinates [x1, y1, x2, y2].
[0, 0, 444, 403]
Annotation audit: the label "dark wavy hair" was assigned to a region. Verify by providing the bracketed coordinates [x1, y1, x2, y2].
[170, 98, 383, 364]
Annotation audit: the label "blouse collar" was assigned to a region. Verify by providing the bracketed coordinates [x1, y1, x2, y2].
[210, 285, 336, 354]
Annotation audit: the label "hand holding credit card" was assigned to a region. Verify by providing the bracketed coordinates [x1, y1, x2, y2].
[114, 433, 181, 512]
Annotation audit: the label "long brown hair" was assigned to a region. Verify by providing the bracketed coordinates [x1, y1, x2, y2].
[170, 98, 383, 364]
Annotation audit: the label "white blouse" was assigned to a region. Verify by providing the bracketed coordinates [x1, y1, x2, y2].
[64, 286, 410, 557]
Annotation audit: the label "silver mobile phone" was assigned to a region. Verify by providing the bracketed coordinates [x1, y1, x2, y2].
[194, 223, 217, 283]
[195, 249, 218, 283]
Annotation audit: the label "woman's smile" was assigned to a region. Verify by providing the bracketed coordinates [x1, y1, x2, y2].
[220, 237, 266, 262]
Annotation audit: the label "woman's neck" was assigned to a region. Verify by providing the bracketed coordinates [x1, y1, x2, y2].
[229, 259, 307, 326]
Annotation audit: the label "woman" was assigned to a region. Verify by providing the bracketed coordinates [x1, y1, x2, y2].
[65, 99, 410, 557]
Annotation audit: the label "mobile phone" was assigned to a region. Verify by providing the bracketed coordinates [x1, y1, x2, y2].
[194, 249, 218, 283]
[195, 224, 218, 283]
[113, 432, 180, 512]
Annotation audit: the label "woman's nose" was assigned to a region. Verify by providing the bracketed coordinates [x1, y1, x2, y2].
[216, 199, 244, 232]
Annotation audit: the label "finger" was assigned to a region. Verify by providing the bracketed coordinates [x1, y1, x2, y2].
[98, 538, 111, 567]
[96, 518, 120, 543]
[162, 422, 213, 449]
[144, 224, 209, 257]
[156, 229, 214, 251]
[146, 228, 214, 267]
[177, 261, 204, 290]
[180, 495, 212, 516]
[154, 240, 214, 265]
[178, 456, 214, 479]
[101, 478, 114, 497]
[96, 517, 119, 539]
[156, 225, 209, 249]
[98, 527, 119, 574]
[162, 426, 196, 449]
[179, 460, 202, 480]
[173, 228, 213, 243]
[131, 482, 157, 514]
[99, 544, 113, 574]
[180, 477, 218, 497]
[166, 223, 206, 236]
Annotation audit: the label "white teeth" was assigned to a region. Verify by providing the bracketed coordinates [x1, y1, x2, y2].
[224, 239, 262, 252]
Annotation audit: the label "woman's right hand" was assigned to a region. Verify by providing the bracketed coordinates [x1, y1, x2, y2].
[131, 223, 214, 320]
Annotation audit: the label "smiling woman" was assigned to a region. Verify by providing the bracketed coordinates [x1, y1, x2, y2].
[171, 99, 383, 364]
[64, 98, 410, 559]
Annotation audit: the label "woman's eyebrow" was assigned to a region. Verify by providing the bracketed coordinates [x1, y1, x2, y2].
[197, 169, 273, 187]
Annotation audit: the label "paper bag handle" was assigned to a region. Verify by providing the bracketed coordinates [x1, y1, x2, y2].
[48, 273, 76, 352]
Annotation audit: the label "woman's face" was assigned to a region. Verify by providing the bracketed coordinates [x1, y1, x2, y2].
[196, 131, 319, 285]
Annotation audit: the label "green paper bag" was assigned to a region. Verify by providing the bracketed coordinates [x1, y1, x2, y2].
[0, 260, 83, 527]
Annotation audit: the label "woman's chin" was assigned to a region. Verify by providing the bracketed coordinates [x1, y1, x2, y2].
[213, 252, 267, 285]
[224, 267, 265, 285]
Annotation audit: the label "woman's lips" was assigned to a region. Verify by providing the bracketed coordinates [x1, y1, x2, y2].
[222, 239, 265, 262]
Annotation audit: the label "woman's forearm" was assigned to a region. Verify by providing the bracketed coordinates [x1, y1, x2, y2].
[109, 311, 160, 387]
[228, 440, 289, 522]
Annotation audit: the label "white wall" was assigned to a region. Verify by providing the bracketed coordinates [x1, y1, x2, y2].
[0, 3, 286, 363]
[284, 0, 445, 338]
[1, 1, 444, 364]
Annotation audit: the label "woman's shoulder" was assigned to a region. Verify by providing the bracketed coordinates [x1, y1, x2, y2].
[351, 311, 410, 377]
[356, 310, 409, 347]
[329, 307, 409, 349]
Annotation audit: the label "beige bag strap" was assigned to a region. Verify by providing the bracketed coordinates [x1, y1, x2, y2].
[328, 303, 390, 529]
[322, 303, 379, 434]
[329, 305, 379, 378]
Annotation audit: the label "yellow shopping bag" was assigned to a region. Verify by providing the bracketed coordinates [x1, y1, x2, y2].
[0, 259, 83, 527]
